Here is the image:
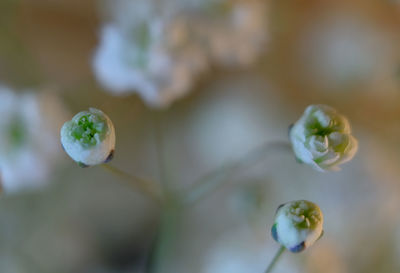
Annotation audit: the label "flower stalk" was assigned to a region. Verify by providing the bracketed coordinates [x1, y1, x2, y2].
[183, 140, 292, 205]
[264, 245, 285, 273]
[101, 163, 163, 203]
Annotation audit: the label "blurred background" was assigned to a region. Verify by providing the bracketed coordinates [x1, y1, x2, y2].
[0, 0, 400, 272]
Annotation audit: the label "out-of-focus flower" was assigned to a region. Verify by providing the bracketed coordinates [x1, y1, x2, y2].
[0, 86, 66, 192]
[60, 108, 115, 167]
[93, 21, 208, 108]
[93, 0, 209, 110]
[271, 200, 324, 253]
[290, 105, 358, 172]
[188, 0, 269, 67]
[93, 0, 269, 108]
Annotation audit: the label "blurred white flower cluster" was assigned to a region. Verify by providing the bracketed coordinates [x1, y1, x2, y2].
[0, 86, 67, 192]
[93, 0, 269, 108]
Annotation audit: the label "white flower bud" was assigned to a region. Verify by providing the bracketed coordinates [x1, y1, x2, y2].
[290, 104, 358, 171]
[271, 200, 324, 253]
[60, 108, 115, 167]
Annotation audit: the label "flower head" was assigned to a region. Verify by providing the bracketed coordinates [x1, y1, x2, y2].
[92, 21, 207, 108]
[93, 0, 269, 108]
[60, 108, 115, 167]
[0, 86, 66, 192]
[271, 200, 324, 253]
[290, 104, 358, 171]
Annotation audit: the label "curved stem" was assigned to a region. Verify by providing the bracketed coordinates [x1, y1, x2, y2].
[183, 141, 292, 205]
[265, 246, 285, 273]
[101, 164, 163, 203]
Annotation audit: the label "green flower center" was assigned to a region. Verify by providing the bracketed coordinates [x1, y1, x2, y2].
[307, 118, 336, 136]
[305, 109, 347, 138]
[70, 114, 107, 148]
[136, 22, 151, 53]
[287, 201, 322, 230]
[309, 124, 332, 136]
[125, 22, 152, 69]
[8, 117, 26, 150]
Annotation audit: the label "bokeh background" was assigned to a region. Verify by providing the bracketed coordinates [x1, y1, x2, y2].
[1, 0, 400, 272]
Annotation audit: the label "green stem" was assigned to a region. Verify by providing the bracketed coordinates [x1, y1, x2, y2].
[101, 164, 162, 203]
[265, 246, 285, 273]
[152, 111, 169, 192]
[183, 141, 292, 205]
[147, 199, 181, 273]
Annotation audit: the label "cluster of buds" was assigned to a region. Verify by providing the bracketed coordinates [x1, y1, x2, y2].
[267, 104, 356, 255]
[58, 104, 357, 270]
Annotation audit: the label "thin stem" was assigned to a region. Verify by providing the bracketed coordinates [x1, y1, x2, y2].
[147, 198, 181, 273]
[265, 246, 285, 273]
[101, 164, 162, 203]
[153, 111, 169, 191]
[183, 140, 292, 205]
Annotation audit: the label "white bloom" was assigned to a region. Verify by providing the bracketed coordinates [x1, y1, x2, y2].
[60, 108, 115, 167]
[0, 86, 66, 192]
[172, 0, 269, 67]
[272, 200, 324, 253]
[93, 0, 269, 107]
[92, 19, 208, 108]
[290, 105, 358, 172]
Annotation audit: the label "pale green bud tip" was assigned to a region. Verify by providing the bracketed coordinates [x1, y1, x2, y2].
[271, 200, 324, 253]
[60, 108, 115, 167]
[290, 104, 358, 172]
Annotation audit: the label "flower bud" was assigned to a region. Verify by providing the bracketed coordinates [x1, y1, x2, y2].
[271, 200, 324, 253]
[290, 104, 358, 171]
[60, 108, 115, 167]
